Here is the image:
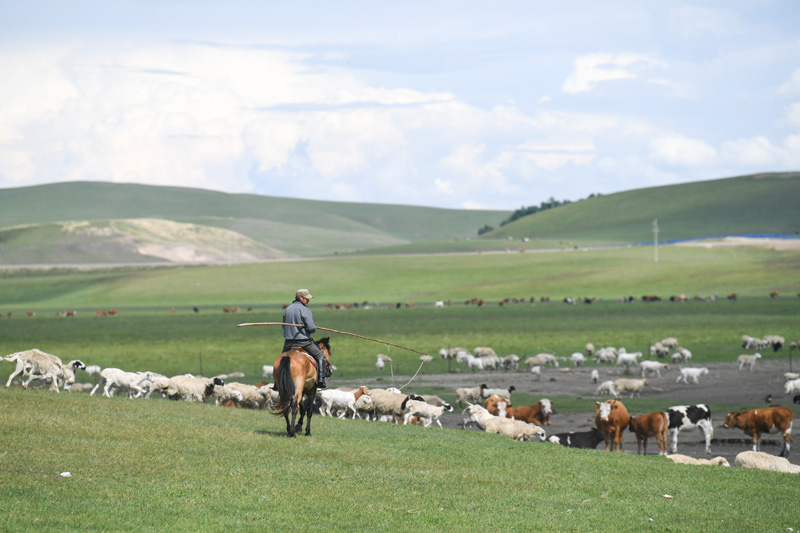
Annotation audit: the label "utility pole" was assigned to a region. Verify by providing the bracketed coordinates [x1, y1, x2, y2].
[652, 219, 659, 264]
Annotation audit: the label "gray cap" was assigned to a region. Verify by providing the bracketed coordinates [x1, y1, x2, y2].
[296, 289, 313, 299]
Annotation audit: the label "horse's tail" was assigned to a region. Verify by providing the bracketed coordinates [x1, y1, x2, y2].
[272, 356, 295, 417]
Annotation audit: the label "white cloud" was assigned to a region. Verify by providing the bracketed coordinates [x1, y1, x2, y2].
[778, 68, 800, 97]
[562, 54, 664, 94]
[649, 135, 717, 168]
[785, 102, 800, 129]
[720, 136, 782, 167]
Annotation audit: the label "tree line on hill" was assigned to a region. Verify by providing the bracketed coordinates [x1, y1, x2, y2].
[477, 194, 603, 235]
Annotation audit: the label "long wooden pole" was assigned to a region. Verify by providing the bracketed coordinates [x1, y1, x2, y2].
[236, 322, 430, 356]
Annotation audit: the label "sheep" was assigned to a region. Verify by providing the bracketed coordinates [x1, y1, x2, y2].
[596, 380, 619, 398]
[462, 404, 546, 442]
[25, 359, 87, 392]
[614, 378, 648, 398]
[90, 368, 155, 398]
[464, 355, 484, 372]
[419, 355, 434, 364]
[650, 342, 669, 359]
[569, 352, 586, 367]
[4, 349, 69, 392]
[480, 384, 515, 400]
[530, 365, 541, 381]
[363, 388, 424, 420]
[762, 335, 785, 352]
[402, 399, 453, 428]
[353, 393, 375, 420]
[666, 454, 730, 467]
[222, 382, 271, 409]
[593, 347, 617, 363]
[590, 369, 600, 384]
[501, 354, 520, 371]
[584, 343, 595, 357]
[742, 335, 762, 350]
[640, 360, 669, 378]
[784, 378, 800, 395]
[676, 367, 708, 384]
[317, 386, 369, 419]
[734, 451, 800, 474]
[375, 353, 392, 371]
[616, 351, 642, 368]
[261, 364, 274, 379]
[455, 385, 483, 407]
[420, 394, 449, 407]
[661, 337, 678, 350]
[138, 373, 170, 398]
[737, 353, 762, 371]
[479, 355, 500, 370]
[163, 375, 224, 402]
[212, 384, 245, 406]
[783, 372, 800, 382]
[474, 347, 497, 358]
[671, 347, 692, 363]
[526, 353, 559, 368]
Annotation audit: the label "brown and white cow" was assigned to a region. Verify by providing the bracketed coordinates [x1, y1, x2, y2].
[628, 411, 668, 456]
[595, 399, 630, 452]
[722, 407, 794, 457]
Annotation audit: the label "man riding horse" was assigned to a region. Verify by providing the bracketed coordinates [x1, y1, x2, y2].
[282, 289, 330, 388]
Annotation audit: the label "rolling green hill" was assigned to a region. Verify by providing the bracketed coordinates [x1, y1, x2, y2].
[0, 172, 798, 264]
[0, 182, 508, 262]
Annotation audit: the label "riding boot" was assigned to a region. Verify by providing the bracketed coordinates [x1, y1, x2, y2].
[317, 356, 327, 389]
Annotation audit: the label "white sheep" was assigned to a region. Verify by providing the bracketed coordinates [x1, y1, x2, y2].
[455, 385, 483, 407]
[784, 378, 800, 395]
[671, 347, 692, 363]
[661, 337, 678, 349]
[783, 372, 800, 382]
[479, 355, 500, 370]
[318, 387, 368, 419]
[4, 349, 69, 392]
[90, 368, 155, 398]
[596, 380, 619, 398]
[593, 347, 617, 363]
[212, 384, 245, 406]
[419, 355, 434, 364]
[530, 365, 541, 381]
[650, 342, 669, 359]
[734, 451, 800, 474]
[223, 382, 271, 409]
[569, 352, 586, 367]
[584, 343, 595, 357]
[616, 351, 642, 368]
[676, 367, 708, 384]
[666, 454, 730, 467]
[261, 365, 274, 379]
[590, 369, 599, 384]
[402, 399, 453, 428]
[640, 360, 669, 378]
[737, 353, 761, 371]
[614, 378, 648, 398]
[363, 388, 424, 420]
[501, 354, 520, 371]
[474, 347, 497, 358]
[525, 353, 559, 368]
[465, 355, 484, 372]
[353, 393, 375, 420]
[375, 353, 392, 371]
[462, 404, 546, 442]
[742, 335, 762, 350]
[480, 384, 516, 400]
[163, 375, 224, 402]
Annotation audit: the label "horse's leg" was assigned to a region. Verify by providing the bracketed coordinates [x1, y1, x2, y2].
[304, 391, 315, 436]
[285, 394, 299, 437]
[294, 386, 304, 434]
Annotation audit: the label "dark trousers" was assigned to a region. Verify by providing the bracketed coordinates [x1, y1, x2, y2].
[283, 339, 326, 379]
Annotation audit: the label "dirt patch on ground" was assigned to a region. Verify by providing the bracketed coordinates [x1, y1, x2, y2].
[337, 357, 800, 466]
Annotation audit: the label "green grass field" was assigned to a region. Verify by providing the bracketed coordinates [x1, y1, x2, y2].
[2, 245, 799, 531]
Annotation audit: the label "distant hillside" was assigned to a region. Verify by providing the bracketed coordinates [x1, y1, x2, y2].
[0, 182, 508, 264]
[488, 172, 800, 245]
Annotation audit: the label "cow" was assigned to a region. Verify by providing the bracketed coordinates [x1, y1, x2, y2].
[547, 427, 605, 449]
[628, 411, 669, 456]
[722, 407, 794, 457]
[667, 404, 713, 455]
[504, 399, 554, 426]
[594, 399, 630, 452]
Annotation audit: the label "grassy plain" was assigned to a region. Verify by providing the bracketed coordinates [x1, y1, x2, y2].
[1, 245, 799, 531]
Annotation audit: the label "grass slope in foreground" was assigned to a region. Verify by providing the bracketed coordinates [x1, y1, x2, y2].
[1, 388, 799, 532]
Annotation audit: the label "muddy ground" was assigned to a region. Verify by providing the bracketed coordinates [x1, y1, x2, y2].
[337, 357, 800, 466]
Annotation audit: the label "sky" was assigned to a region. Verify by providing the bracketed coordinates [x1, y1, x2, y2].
[1, 1, 799, 211]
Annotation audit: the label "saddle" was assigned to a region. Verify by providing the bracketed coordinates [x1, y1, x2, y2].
[291, 347, 318, 369]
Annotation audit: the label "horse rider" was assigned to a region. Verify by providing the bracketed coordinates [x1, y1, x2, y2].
[282, 289, 329, 389]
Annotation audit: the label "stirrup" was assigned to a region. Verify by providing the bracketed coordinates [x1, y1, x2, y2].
[317, 380, 327, 389]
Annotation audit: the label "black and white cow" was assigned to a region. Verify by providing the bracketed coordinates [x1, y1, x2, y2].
[547, 427, 605, 449]
[667, 404, 713, 455]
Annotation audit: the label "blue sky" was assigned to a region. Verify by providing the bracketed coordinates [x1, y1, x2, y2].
[1, 1, 798, 210]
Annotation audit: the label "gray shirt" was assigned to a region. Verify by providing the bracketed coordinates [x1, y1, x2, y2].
[282, 299, 316, 341]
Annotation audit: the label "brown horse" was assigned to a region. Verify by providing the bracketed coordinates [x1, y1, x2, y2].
[272, 338, 332, 437]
